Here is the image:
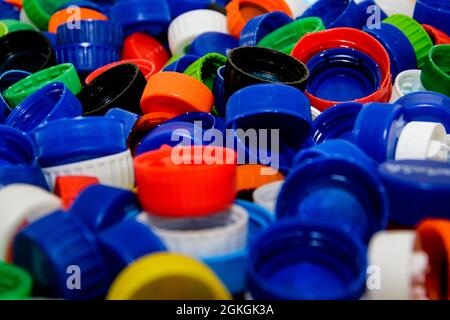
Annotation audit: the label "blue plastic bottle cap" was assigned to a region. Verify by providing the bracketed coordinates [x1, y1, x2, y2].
[105, 108, 140, 140]
[163, 54, 200, 73]
[13, 211, 110, 299]
[169, 0, 212, 18]
[306, 48, 381, 102]
[69, 185, 141, 232]
[56, 20, 124, 48]
[166, 111, 226, 132]
[226, 84, 312, 150]
[0, 69, 31, 122]
[280, 140, 388, 242]
[247, 220, 367, 300]
[353, 102, 406, 162]
[239, 11, 292, 47]
[379, 160, 450, 226]
[33, 116, 127, 168]
[136, 121, 206, 155]
[110, 0, 171, 36]
[212, 65, 226, 116]
[203, 199, 274, 294]
[5, 82, 83, 133]
[396, 91, 450, 132]
[97, 219, 166, 282]
[312, 102, 363, 143]
[0, 124, 35, 166]
[0, 164, 49, 190]
[188, 32, 238, 56]
[301, 0, 364, 29]
[55, 43, 120, 75]
[414, 0, 450, 36]
[363, 22, 417, 79]
[0, 1, 20, 20]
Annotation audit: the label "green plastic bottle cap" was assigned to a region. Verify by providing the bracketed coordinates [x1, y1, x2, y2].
[0, 262, 33, 300]
[184, 53, 227, 90]
[421, 44, 450, 96]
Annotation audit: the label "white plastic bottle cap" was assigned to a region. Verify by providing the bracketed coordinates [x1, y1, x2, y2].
[142, 204, 248, 258]
[367, 230, 428, 300]
[395, 121, 449, 162]
[0, 184, 62, 261]
[252, 180, 284, 213]
[390, 69, 426, 103]
[43, 150, 135, 190]
[375, 0, 415, 17]
[168, 9, 229, 56]
[311, 106, 321, 120]
[284, 0, 318, 18]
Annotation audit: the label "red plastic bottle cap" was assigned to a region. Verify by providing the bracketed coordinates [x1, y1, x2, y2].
[85, 59, 157, 84]
[54, 176, 100, 209]
[121, 33, 170, 73]
[134, 145, 237, 217]
[140, 71, 214, 116]
[291, 27, 392, 111]
[421, 24, 450, 45]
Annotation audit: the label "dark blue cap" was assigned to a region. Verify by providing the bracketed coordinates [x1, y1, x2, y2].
[169, 0, 211, 18]
[312, 102, 363, 143]
[396, 91, 450, 132]
[203, 200, 274, 294]
[0, 124, 35, 166]
[353, 102, 406, 162]
[188, 32, 238, 56]
[414, 0, 450, 36]
[247, 220, 367, 300]
[136, 121, 206, 155]
[110, 0, 171, 36]
[56, 20, 124, 48]
[379, 160, 450, 226]
[306, 48, 381, 102]
[97, 219, 166, 282]
[163, 54, 200, 73]
[166, 111, 226, 132]
[0, 164, 49, 190]
[105, 107, 140, 140]
[363, 22, 417, 79]
[33, 116, 127, 167]
[301, 0, 364, 29]
[13, 210, 110, 299]
[0, 1, 20, 20]
[56, 43, 120, 75]
[226, 84, 312, 151]
[280, 140, 388, 242]
[0, 69, 30, 122]
[69, 185, 141, 232]
[212, 65, 226, 116]
[239, 11, 292, 47]
[6, 82, 83, 133]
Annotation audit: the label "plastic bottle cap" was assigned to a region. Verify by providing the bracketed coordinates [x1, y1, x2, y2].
[43, 149, 134, 191]
[224, 46, 309, 97]
[54, 176, 99, 209]
[238, 11, 292, 47]
[395, 121, 449, 162]
[168, 9, 229, 56]
[390, 69, 426, 103]
[134, 145, 237, 217]
[0, 262, 32, 300]
[121, 32, 170, 73]
[140, 71, 214, 117]
[252, 180, 283, 213]
[85, 59, 157, 84]
[420, 44, 450, 96]
[107, 253, 232, 300]
[78, 63, 147, 116]
[417, 219, 450, 300]
[0, 124, 35, 166]
[368, 230, 427, 300]
[183, 53, 227, 90]
[413, 0, 450, 37]
[257, 16, 325, 55]
[421, 24, 450, 45]
[248, 220, 367, 300]
[48, 7, 108, 33]
[225, 0, 293, 38]
[301, 0, 364, 29]
[236, 164, 284, 192]
[144, 204, 248, 257]
[0, 184, 61, 261]
[383, 14, 433, 69]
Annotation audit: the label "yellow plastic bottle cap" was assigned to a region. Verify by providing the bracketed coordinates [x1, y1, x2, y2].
[107, 253, 232, 300]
